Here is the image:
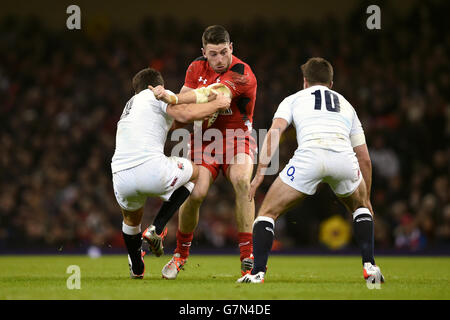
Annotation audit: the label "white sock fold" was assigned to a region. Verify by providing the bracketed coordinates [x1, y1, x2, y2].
[183, 181, 195, 193]
[352, 207, 372, 220]
[122, 222, 141, 235]
[253, 216, 275, 228]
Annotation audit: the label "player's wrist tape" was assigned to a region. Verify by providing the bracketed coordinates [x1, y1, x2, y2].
[169, 94, 179, 105]
[193, 84, 232, 104]
[350, 133, 366, 147]
[194, 87, 210, 104]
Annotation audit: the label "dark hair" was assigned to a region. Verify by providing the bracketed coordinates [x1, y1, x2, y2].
[301, 57, 334, 86]
[132, 68, 164, 93]
[202, 25, 230, 47]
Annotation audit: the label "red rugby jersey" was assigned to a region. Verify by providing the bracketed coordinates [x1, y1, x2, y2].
[184, 55, 257, 133]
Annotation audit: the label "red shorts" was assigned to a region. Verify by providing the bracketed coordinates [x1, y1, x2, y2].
[189, 130, 257, 180]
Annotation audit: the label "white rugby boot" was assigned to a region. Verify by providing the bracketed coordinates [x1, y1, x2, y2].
[161, 253, 187, 279]
[236, 271, 265, 283]
[363, 262, 385, 284]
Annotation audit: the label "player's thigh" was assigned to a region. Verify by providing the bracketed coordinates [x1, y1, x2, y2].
[324, 151, 369, 212]
[168, 156, 193, 179]
[189, 165, 214, 203]
[112, 169, 147, 212]
[178, 166, 213, 226]
[226, 153, 254, 192]
[325, 150, 361, 196]
[189, 161, 199, 182]
[159, 156, 195, 201]
[130, 158, 181, 196]
[338, 177, 370, 212]
[278, 155, 323, 196]
[258, 176, 307, 220]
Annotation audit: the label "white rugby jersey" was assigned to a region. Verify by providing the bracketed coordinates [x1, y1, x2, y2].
[111, 89, 175, 173]
[273, 85, 364, 153]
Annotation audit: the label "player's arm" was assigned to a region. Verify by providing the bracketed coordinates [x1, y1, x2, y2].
[150, 83, 233, 105]
[351, 132, 374, 214]
[353, 143, 372, 195]
[353, 142, 373, 203]
[165, 92, 231, 123]
[248, 118, 289, 200]
[179, 85, 194, 94]
[349, 105, 373, 210]
[169, 86, 195, 129]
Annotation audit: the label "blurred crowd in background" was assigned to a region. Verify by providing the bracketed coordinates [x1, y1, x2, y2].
[0, 1, 448, 254]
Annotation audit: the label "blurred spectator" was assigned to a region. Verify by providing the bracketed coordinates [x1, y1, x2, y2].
[369, 134, 400, 180]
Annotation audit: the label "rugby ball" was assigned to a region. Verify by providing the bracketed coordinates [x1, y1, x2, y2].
[207, 111, 219, 127]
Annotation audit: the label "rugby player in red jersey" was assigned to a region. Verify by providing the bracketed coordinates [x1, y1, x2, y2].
[150, 25, 257, 279]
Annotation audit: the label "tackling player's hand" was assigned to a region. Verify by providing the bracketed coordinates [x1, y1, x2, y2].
[207, 89, 218, 101]
[248, 173, 264, 201]
[149, 85, 173, 104]
[213, 92, 231, 111]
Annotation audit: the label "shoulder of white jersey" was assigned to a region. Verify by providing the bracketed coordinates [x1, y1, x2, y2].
[133, 88, 171, 113]
[135, 88, 174, 97]
[283, 90, 304, 103]
[273, 90, 301, 122]
[132, 89, 152, 107]
[133, 88, 153, 102]
[281, 89, 311, 108]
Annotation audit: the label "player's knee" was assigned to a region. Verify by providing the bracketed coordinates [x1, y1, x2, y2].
[258, 210, 279, 222]
[189, 185, 208, 203]
[348, 198, 370, 213]
[231, 175, 251, 194]
[257, 203, 280, 220]
[354, 194, 370, 210]
[121, 208, 143, 226]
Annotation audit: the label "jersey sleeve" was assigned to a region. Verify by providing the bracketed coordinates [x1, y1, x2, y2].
[349, 106, 367, 147]
[350, 108, 364, 137]
[220, 63, 256, 98]
[184, 62, 199, 89]
[273, 97, 293, 125]
[159, 90, 175, 114]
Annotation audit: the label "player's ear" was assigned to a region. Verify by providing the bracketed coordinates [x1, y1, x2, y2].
[329, 81, 333, 89]
[201, 47, 206, 58]
[303, 77, 308, 89]
[229, 42, 233, 53]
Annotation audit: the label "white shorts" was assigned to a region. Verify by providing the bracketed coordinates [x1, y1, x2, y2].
[279, 148, 362, 197]
[112, 156, 193, 211]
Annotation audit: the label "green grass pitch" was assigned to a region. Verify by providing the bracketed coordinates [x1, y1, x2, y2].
[1, 254, 449, 300]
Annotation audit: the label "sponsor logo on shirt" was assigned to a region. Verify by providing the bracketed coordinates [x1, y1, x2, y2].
[224, 80, 236, 91]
